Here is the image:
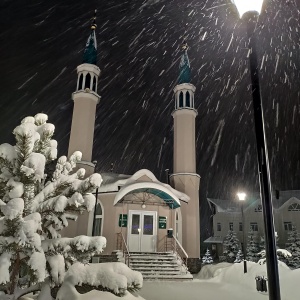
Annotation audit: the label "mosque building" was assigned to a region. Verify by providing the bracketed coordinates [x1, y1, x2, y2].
[64, 12, 201, 274]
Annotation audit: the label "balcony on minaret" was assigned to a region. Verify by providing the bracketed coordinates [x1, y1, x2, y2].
[173, 83, 197, 113]
[73, 63, 101, 104]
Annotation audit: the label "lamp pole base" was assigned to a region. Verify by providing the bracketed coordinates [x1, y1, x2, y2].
[243, 260, 247, 273]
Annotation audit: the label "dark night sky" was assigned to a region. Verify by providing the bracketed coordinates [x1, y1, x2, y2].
[1, 0, 300, 239]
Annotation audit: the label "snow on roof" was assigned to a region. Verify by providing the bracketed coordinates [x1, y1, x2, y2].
[207, 199, 241, 213]
[113, 182, 182, 208]
[98, 169, 189, 204]
[207, 190, 300, 212]
[97, 173, 130, 193]
[275, 196, 300, 211]
[203, 236, 224, 244]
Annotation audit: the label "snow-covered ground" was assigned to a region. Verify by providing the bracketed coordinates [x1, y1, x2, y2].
[17, 262, 300, 300]
[19, 291, 145, 300]
[139, 262, 300, 300]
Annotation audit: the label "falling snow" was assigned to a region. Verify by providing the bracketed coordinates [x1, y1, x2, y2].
[0, 0, 300, 241]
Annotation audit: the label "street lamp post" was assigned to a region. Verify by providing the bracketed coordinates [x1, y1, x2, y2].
[237, 192, 247, 273]
[231, 1, 281, 300]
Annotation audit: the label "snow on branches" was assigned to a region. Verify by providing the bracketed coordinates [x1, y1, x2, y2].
[286, 225, 300, 269]
[223, 230, 241, 263]
[57, 262, 143, 298]
[0, 114, 105, 298]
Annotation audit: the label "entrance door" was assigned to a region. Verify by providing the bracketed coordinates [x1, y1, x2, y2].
[128, 210, 157, 252]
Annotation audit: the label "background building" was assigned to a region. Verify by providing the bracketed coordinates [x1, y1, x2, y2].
[205, 190, 300, 258]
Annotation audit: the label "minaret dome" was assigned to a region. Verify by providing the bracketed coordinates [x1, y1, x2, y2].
[174, 41, 196, 111]
[75, 10, 100, 95]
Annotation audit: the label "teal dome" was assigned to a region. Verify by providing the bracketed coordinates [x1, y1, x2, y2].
[178, 50, 191, 84]
[83, 30, 97, 65]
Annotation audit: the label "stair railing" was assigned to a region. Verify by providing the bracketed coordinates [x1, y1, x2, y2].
[116, 232, 130, 266]
[165, 235, 188, 266]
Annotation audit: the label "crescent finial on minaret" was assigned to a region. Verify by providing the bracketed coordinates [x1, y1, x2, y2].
[83, 10, 98, 65]
[91, 9, 97, 30]
[182, 40, 188, 51]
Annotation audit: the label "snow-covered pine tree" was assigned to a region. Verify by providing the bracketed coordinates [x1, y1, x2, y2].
[246, 229, 260, 262]
[259, 235, 266, 253]
[234, 250, 243, 263]
[202, 248, 213, 265]
[223, 230, 241, 263]
[258, 233, 291, 265]
[0, 114, 106, 299]
[286, 225, 300, 269]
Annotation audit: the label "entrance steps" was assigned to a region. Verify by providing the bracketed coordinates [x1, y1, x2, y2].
[128, 252, 193, 281]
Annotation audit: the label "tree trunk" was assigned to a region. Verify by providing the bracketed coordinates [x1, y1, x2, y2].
[9, 252, 20, 295]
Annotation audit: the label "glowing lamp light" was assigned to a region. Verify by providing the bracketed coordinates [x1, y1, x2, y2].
[237, 192, 246, 201]
[231, 0, 264, 18]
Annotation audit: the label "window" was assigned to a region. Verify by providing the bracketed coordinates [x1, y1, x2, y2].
[217, 223, 221, 231]
[186, 92, 190, 107]
[255, 204, 262, 212]
[179, 92, 183, 107]
[288, 203, 300, 211]
[229, 222, 233, 231]
[143, 215, 154, 235]
[92, 76, 96, 92]
[239, 222, 243, 231]
[85, 73, 91, 90]
[250, 222, 258, 231]
[175, 211, 179, 239]
[78, 74, 83, 90]
[92, 202, 103, 236]
[284, 222, 293, 231]
[131, 214, 140, 235]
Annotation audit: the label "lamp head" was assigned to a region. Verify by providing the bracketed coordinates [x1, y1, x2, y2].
[237, 192, 246, 201]
[231, 0, 264, 18]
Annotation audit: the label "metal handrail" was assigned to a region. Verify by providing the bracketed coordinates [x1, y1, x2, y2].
[173, 236, 188, 260]
[165, 235, 188, 266]
[117, 232, 130, 266]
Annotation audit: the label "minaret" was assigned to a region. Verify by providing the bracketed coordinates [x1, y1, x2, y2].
[170, 42, 201, 268]
[68, 10, 101, 176]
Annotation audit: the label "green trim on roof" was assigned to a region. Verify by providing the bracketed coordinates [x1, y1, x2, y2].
[125, 187, 180, 209]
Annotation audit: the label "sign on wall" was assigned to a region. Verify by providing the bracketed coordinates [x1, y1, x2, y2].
[158, 216, 167, 229]
[119, 214, 128, 227]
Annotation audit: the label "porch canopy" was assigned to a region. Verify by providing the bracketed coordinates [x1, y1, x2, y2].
[113, 182, 181, 209]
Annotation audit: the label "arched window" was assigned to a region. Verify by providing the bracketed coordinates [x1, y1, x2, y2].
[92, 76, 96, 92]
[93, 202, 103, 236]
[288, 203, 300, 211]
[186, 92, 190, 107]
[179, 92, 183, 107]
[85, 73, 91, 90]
[255, 204, 262, 212]
[175, 211, 179, 239]
[78, 74, 83, 90]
